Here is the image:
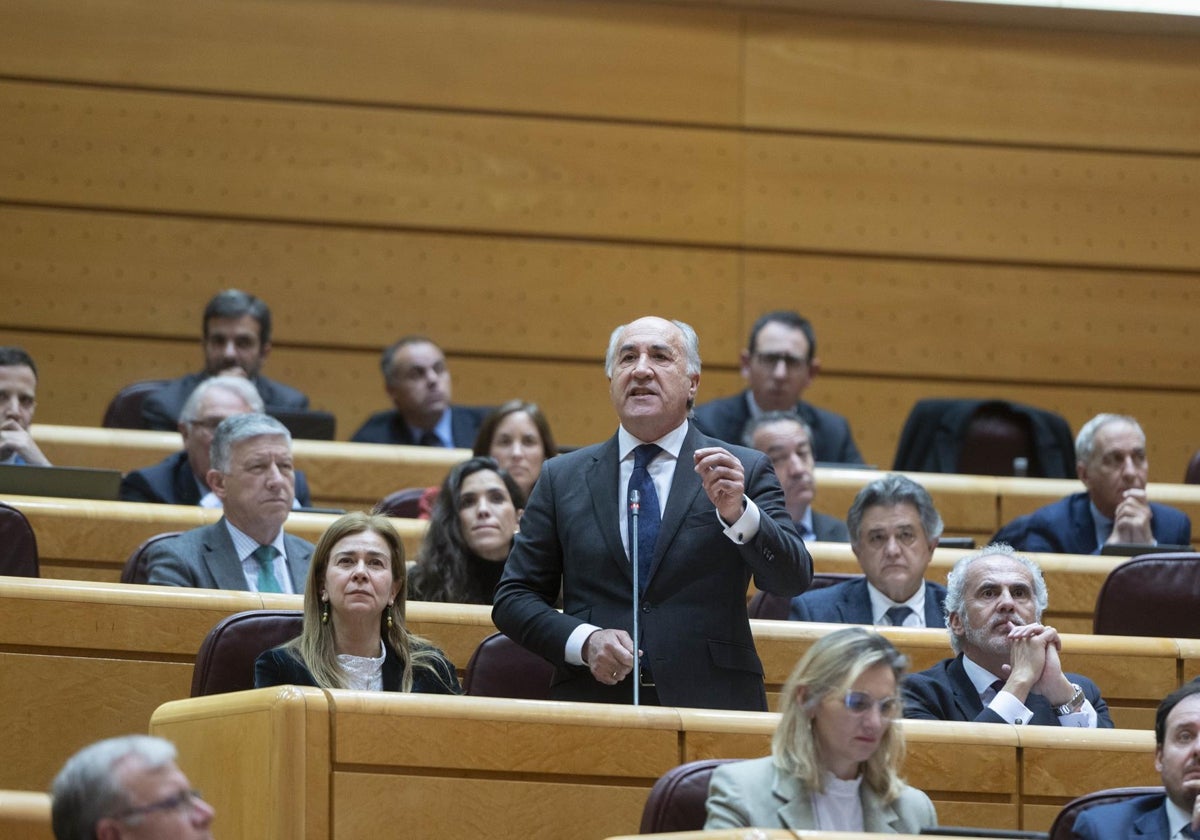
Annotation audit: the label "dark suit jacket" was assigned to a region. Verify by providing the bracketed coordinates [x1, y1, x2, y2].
[119, 450, 312, 507]
[788, 578, 948, 627]
[891, 398, 1076, 478]
[492, 422, 812, 711]
[692, 391, 864, 465]
[144, 518, 313, 591]
[141, 372, 309, 431]
[254, 642, 460, 694]
[992, 492, 1192, 555]
[809, 510, 850, 542]
[902, 653, 1114, 727]
[1071, 793, 1169, 839]
[350, 405, 488, 448]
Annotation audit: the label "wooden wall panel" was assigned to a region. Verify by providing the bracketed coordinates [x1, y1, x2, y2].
[0, 0, 741, 125]
[0, 81, 741, 244]
[744, 133, 1200, 268]
[0, 205, 743, 361]
[742, 253, 1200, 390]
[744, 12, 1200, 152]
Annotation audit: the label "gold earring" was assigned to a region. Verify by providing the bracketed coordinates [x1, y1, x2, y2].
[386, 604, 394, 629]
[320, 600, 329, 625]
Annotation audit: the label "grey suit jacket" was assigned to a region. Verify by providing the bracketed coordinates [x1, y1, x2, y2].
[705, 755, 937, 832]
[144, 518, 313, 592]
[809, 510, 850, 543]
[493, 422, 811, 711]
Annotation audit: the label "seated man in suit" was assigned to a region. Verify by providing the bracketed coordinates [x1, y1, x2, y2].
[51, 734, 215, 839]
[745, 411, 848, 543]
[992, 413, 1191, 554]
[120, 376, 312, 507]
[903, 543, 1113, 727]
[692, 310, 863, 464]
[145, 413, 314, 591]
[1073, 681, 1200, 839]
[140, 289, 310, 430]
[789, 473, 947, 627]
[352, 335, 488, 448]
[0, 345, 50, 465]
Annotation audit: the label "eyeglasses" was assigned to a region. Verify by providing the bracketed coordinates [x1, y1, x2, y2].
[112, 789, 206, 821]
[841, 691, 901, 718]
[752, 352, 808, 372]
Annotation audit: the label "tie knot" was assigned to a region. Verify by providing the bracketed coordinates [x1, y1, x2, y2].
[418, 429, 441, 447]
[252, 544, 279, 568]
[633, 444, 662, 469]
[884, 605, 914, 627]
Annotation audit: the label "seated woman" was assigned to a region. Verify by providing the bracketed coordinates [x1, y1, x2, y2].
[407, 456, 525, 604]
[705, 627, 936, 833]
[472, 400, 558, 501]
[255, 511, 460, 693]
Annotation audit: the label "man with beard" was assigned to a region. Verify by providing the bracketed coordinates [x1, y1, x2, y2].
[902, 543, 1112, 727]
[1072, 681, 1200, 838]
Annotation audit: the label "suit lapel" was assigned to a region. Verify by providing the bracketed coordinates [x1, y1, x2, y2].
[1132, 802, 1169, 837]
[862, 785, 902, 832]
[773, 772, 816, 830]
[948, 655, 986, 719]
[923, 583, 945, 627]
[649, 425, 704, 583]
[283, 534, 312, 593]
[1073, 494, 1099, 553]
[838, 579, 874, 624]
[202, 519, 252, 591]
[586, 436, 630, 583]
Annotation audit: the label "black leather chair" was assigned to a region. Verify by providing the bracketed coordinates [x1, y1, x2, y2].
[1047, 786, 1163, 840]
[747, 572, 860, 620]
[102, 379, 168, 429]
[121, 531, 183, 584]
[0, 502, 39, 577]
[374, 487, 429, 519]
[893, 398, 1075, 478]
[462, 631, 554, 700]
[639, 758, 739, 833]
[191, 610, 304, 696]
[1093, 553, 1200, 638]
[1185, 450, 1200, 484]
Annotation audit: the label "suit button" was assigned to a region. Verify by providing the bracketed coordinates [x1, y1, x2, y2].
[642, 603, 651, 612]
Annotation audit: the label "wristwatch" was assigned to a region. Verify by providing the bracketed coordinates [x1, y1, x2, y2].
[1054, 683, 1086, 716]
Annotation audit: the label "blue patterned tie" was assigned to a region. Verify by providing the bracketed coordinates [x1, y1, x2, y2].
[253, 544, 283, 594]
[885, 605, 914, 627]
[628, 444, 662, 594]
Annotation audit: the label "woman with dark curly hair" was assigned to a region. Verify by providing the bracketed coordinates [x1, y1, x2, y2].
[408, 456, 525, 604]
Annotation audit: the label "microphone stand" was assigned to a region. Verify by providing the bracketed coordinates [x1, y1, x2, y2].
[629, 488, 641, 707]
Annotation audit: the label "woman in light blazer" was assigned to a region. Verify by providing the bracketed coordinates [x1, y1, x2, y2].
[705, 627, 937, 833]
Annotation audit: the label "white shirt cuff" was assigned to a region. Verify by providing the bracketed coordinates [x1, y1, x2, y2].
[989, 690, 1034, 725]
[719, 496, 760, 544]
[1058, 699, 1098, 728]
[565, 623, 601, 666]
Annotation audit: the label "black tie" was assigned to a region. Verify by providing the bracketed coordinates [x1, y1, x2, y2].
[628, 444, 662, 594]
[418, 429, 441, 447]
[1182, 826, 1200, 839]
[885, 605, 913, 627]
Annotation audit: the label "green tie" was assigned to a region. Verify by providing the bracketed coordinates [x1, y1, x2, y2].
[253, 544, 283, 594]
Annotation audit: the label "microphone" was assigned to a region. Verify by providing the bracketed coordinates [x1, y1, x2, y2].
[629, 488, 641, 707]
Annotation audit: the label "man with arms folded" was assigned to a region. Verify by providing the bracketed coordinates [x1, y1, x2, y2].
[0, 346, 50, 466]
[1073, 680, 1200, 839]
[141, 289, 309, 430]
[903, 543, 1112, 727]
[789, 474, 947, 627]
[493, 316, 811, 711]
[745, 411, 849, 543]
[145, 413, 313, 592]
[352, 335, 488, 447]
[692, 310, 863, 464]
[993, 413, 1190, 553]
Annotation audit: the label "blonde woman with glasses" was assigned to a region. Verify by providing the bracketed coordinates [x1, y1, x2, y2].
[705, 627, 936, 832]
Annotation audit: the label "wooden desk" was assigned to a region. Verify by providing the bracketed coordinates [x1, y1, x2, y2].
[150, 688, 1159, 838]
[0, 792, 52, 840]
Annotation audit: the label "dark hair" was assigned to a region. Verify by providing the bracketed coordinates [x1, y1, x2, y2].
[379, 335, 439, 380]
[473, 400, 559, 460]
[410, 457, 525, 604]
[0, 346, 37, 379]
[747, 310, 816, 362]
[1156, 681, 1200, 746]
[203, 289, 272, 345]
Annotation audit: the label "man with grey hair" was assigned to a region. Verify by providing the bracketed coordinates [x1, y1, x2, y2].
[902, 543, 1112, 727]
[145, 413, 313, 591]
[51, 734, 214, 839]
[744, 411, 849, 543]
[992, 413, 1190, 553]
[351, 335, 489, 447]
[120, 376, 312, 507]
[494, 315, 810, 711]
[789, 473, 947, 627]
